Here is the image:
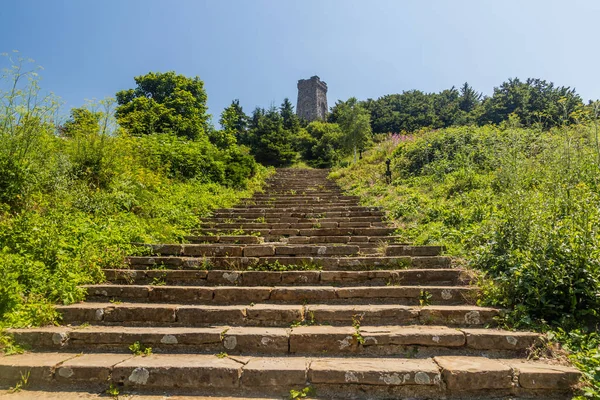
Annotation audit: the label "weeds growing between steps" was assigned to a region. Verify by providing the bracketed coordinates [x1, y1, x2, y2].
[331, 121, 600, 396]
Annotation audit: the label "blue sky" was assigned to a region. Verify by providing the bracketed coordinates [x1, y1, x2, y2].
[2, 0, 599, 123]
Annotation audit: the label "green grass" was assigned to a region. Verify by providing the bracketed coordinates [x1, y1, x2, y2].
[331, 122, 600, 396]
[0, 58, 273, 332]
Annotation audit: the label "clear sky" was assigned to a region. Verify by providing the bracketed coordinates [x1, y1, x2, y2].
[2, 0, 599, 123]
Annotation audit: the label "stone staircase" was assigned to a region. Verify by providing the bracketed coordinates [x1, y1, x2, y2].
[1, 168, 580, 399]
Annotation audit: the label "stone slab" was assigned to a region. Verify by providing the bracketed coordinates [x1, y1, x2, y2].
[360, 326, 466, 347]
[222, 327, 289, 353]
[289, 325, 357, 353]
[112, 354, 242, 388]
[0, 353, 76, 383]
[56, 354, 132, 383]
[309, 358, 441, 386]
[503, 359, 580, 390]
[462, 329, 541, 350]
[434, 356, 513, 390]
[241, 357, 307, 386]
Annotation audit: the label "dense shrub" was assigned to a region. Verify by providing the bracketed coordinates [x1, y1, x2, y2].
[298, 121, 345, 168]
[0, 58, 269, 328]
[332, 123, 600, 394]
[137, 134, 257, 188]
[334, 124, 600, 327]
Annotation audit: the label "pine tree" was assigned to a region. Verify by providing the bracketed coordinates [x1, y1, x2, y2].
[247, 107, 296, 166]
[218, 99, 248, 147]
[280, 98, 300, 134]
[459, 82, 482, 113]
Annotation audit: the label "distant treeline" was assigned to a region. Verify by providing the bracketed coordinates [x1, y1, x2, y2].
[329, 78, 589, 133]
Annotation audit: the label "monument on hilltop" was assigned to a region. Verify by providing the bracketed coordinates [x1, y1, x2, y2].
[296, 76, 328, 121]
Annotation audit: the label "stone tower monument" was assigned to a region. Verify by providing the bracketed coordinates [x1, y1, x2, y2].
[296, 76, 328, 121]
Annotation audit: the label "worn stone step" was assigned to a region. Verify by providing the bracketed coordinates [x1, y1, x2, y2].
[0, 391, 279, 400]
[82, 284, 478, 305]
[287, 235, 406, 244]
[239, 202, 360, 208]
[265, 190, 343, 194]
[305, 304, 501, 327]
[194, 227, 396, 237]
[243, 197, 358, 202]
[202, 216, 385, 224]
[197, 222, 388, 230]
[9, 326, 542, 356]
[0, 353, 579, 396]
[203, 221, 388, 228]
[215, 206, 383, 213]
[265, 184, 339, 188]
[181, 235, 264, 244]
[359, 248, 380, 255]
[125, 255, 452, 270]
[137, 244, 363, 257]
[385, 245, 444, 257]
[103, 268, 468, 286]
[213, 210, 385, 218]
[56, 303, 500, 327]
[251, 195, 359, 200]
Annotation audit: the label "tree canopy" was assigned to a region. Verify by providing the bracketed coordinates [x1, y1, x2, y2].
[332, 78, 586, 135]
[115, 71, 210, 140]
[335, 97, 372, 162]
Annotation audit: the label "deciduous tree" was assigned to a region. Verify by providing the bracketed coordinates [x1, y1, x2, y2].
[336, 98, 372, 163]
[115, 71, 210, 140]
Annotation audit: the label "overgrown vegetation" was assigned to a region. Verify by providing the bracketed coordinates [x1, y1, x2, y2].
[331, 79, 585, 134]
[0, 54, 270, 331]
[1, 49, 598, 394]
[331, 115, 600, 396]
[223, 97, 371, 168]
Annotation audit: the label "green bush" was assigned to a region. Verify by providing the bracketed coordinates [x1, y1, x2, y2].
[0, 57, 269, 328]
[298, 121, 345, 168]
[332, 123, 600, 392]
[335, 124, 600, 327]
[137, 133, 257, 187]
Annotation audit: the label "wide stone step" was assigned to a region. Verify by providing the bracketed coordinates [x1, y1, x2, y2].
[0, 391, 278, 400]
[213, 210, 385, 218]
[203, 216, 385, 223]
[194, 227, 396, 237]
[82, 284, 478, 305]
[0, 353, 579, 397]
[182, 235, 265, 244]
[243, 197, 358, 202]
[56, 303, 500, 327]
[286, 235, 406, 244]
[197, 222, 388, 229]
[140, 244, 363, 257]
[215, 206, 383, 213]
[125, 255, 452, 270]
[251, 195, 360, 200]
[103, 268, 467, 286]
[183, 239, 399, 250]
[9, 325, 541, 356]
[257, 191, 345, 197]
[239, 202, 360, 208]
[186, 235, 407, 245]
[265, 184, 339, 188]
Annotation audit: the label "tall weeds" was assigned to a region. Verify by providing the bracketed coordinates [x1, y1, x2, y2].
[332, 119, 600, 394]
[0, 55, 269, 328]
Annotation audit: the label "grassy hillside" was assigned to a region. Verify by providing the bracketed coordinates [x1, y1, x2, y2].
[0, 132, 271, 328]
[0, 62, 272, 331]
[331, 122, 600, 396]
